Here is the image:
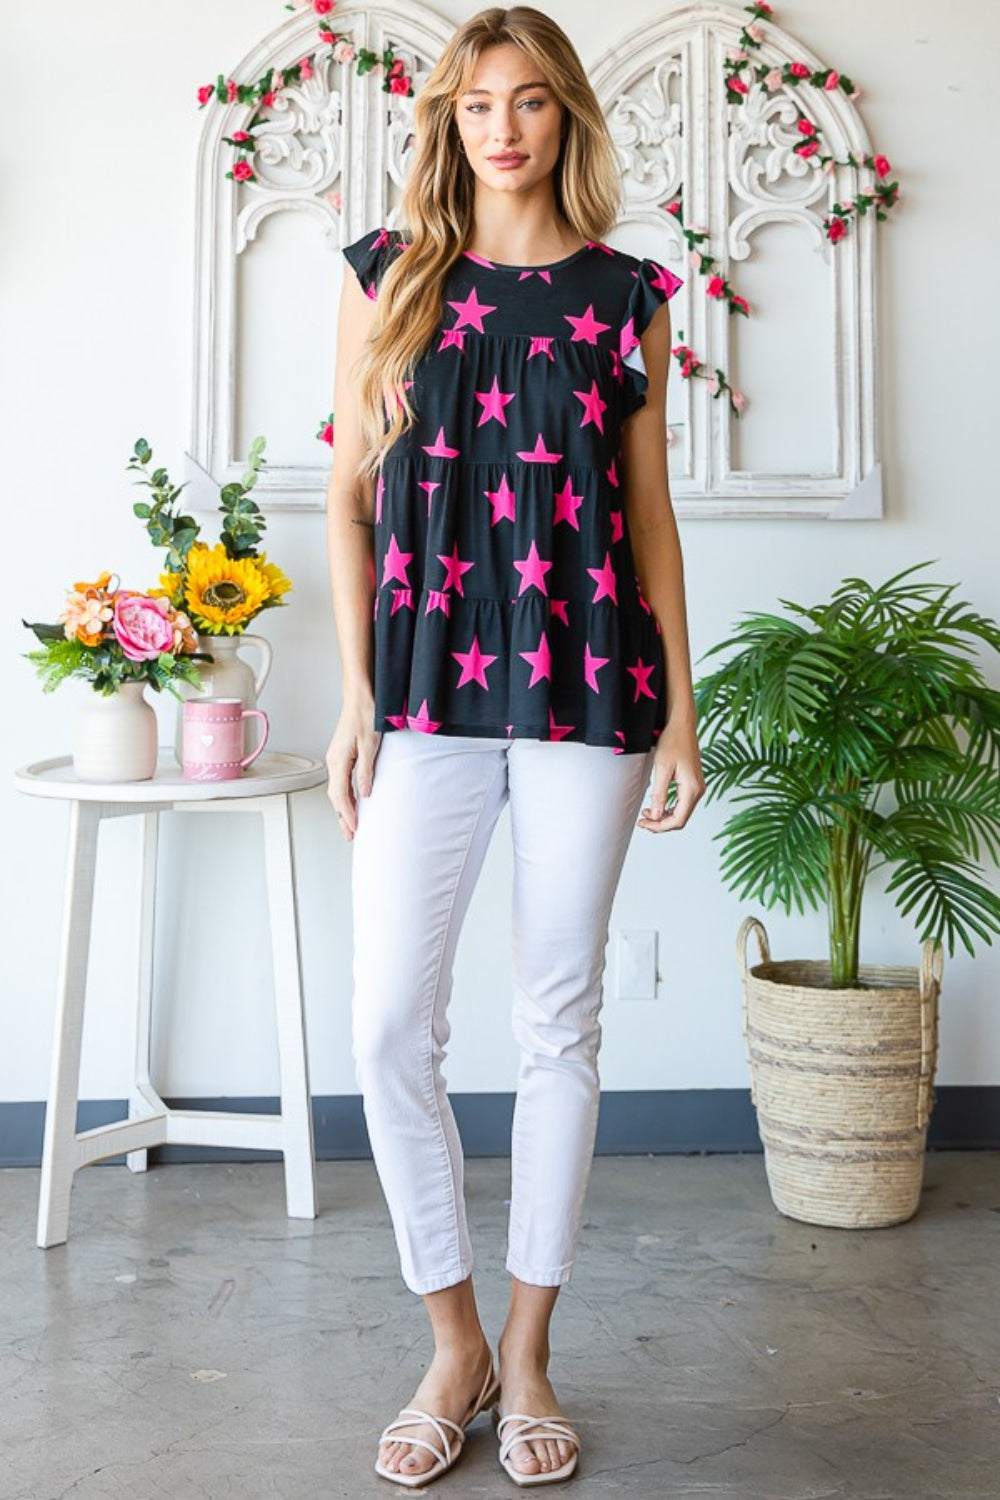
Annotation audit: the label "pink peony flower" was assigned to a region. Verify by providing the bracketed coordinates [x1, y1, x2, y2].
[789, 61, 810, 78]
[113, 594, 175, 662]
[874, 154, 891, 179]
[232, 159, 255, 182]
[824, 69, 839, 90]
[197, 84, 214, 106]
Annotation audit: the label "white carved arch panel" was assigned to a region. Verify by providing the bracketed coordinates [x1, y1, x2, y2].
[189, 0, 882, 519]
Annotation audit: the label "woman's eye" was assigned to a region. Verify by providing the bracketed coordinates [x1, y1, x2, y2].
[465, 99, 545, 113]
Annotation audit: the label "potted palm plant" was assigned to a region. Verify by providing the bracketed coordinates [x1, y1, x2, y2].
[693, 562, 1000, 1228]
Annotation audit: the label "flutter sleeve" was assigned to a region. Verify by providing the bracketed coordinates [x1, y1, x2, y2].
[619, 256, 685, 416]
[342, 226, 400, 300]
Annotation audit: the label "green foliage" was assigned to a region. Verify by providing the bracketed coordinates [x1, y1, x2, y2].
[126, 435, 269, 569]
[693, 562, 1000, 984]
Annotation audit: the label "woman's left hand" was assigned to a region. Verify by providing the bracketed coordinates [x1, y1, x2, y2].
[637, 715, 706, 833]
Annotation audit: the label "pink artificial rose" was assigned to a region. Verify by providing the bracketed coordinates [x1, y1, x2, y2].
[388, 58, 405, 78]
[681, 358, 694, 378]
[231, 130, 251, 142]
[756, 1, 773, 13]
[113, 594, 175, 662]
[731, 294, 748, 315]
[300, 56, 314, 81]
[728, 75, 748, 95]
[226, 79, 238, 102]
[389, 75, 410, 95]
[824, 70, 839, 90]
[333, 40, 355, 62]
[874, 154, 891, 179]
[827, 217, 847, 243]
[665, 199, 682, 216]
[232, 160, 255, 181]
[764, 68, 783, 91]
[725, 47, 748, 63]
[732, 389, 747, 412]
[319, 29, 335, 43]
[746, 23, 764, 42]
[706, 275, 725, 298]
[789, 61, 810, 78]
[197, 84, 214, 105]
[319, 421, 334, 446]
[261, 90, 276, 107]
[313, 0, 334, 13]
[707, 372, 719, 396]
[798, 117, 816, 135]
[796, 140, 819, 158]
[688, 249, 703, 270]
[273, 71, 284, 91]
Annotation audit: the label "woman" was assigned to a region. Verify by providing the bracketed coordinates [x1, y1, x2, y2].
[326, 5, 704, 1487]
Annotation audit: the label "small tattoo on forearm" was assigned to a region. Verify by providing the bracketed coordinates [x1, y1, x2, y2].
[351, 517, 375, 529]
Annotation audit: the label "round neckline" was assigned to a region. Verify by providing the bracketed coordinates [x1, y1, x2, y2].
[464, 242, 593, 273]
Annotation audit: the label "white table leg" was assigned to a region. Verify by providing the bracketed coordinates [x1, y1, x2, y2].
[260, 793, 317, 1219]
[127, 810, 159, 1174]
[37, 801, 102, 1248]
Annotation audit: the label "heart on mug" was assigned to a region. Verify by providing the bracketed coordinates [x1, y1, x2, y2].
[200, 733, 215, 747]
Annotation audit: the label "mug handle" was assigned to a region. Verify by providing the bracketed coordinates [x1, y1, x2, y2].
[240, 709, 269, 768]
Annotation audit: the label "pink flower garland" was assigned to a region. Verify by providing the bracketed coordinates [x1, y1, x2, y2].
[197, 0, 414, 186]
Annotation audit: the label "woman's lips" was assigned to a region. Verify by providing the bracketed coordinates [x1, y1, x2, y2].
[488, 154, 528, 168]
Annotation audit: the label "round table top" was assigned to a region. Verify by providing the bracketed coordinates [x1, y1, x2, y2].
[12, 749, 328, 803]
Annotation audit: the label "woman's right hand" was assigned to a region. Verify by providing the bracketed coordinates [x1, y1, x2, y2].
[326, 692, 382, 842]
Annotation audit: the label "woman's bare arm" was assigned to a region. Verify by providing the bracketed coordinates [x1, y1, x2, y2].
[620, 303, 705, 832]
[325, 268, 382, 839]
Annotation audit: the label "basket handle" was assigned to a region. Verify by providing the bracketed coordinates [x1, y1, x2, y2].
[736, 916, 770, 1108]
[916, 938, 943, 1130]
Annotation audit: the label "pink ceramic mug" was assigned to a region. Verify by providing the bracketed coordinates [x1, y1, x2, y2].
[183, 697, 269, 782]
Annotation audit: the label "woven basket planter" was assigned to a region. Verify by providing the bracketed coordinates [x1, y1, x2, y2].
[736, 915, 943, 1229]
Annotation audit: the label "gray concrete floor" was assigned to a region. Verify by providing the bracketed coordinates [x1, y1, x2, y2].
[1, 1152, 998, 1499]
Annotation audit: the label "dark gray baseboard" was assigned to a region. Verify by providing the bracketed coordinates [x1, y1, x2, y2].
[1, 1089, 998, 1168]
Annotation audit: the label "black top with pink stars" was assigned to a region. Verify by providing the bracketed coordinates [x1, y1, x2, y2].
[342, 227, 684, 754]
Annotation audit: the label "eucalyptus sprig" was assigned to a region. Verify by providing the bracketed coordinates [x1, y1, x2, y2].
[126, 435, 269, 566]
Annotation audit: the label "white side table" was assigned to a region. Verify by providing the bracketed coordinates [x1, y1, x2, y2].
[13, 748, 329, 1248]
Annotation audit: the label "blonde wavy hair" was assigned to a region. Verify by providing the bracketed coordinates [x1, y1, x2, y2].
[349, 5, 625, 480]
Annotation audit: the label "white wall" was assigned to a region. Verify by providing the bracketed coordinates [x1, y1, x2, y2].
[3, 0, 998, 1111]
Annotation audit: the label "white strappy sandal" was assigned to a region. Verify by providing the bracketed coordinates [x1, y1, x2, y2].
[494, 1409, 581, 1486]
[374, 1354, 501, 1487]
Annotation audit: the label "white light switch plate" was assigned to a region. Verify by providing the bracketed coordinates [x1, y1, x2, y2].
[615, 929, 659, 1001]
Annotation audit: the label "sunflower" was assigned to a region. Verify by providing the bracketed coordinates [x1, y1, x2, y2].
[167, 542, 293, 635]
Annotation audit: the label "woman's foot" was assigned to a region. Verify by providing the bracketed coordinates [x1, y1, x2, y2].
[378, 1337, 495, 1479]
[497, 1337, 578, 1478]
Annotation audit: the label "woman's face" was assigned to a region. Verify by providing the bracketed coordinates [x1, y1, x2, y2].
[453, 44, 564, 192]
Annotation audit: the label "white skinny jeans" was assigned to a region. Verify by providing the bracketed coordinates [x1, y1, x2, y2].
[350, 727, 654, 1295]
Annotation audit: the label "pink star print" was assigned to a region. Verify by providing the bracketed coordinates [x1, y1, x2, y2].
[439, 327, 467, 353]
[452, 633, 498, 689]
[606, 457, 620, 488]
[564, 303, 611, 345]
[513, 540, 553, 596]
[649, 262, 684, 298]
[548, 708, 574, 741]
[375, 469, 385, 524]
[627, 656, 658, 701]
[437, 542, 475, 595]
[587, 551, 618, 605]
[422, 427, 460, 459]
[407, 699, 442, 733]
[419, 479, 442, 515]
[385, 696, 409, 729]
[584, 643, 611, 693]
[381, 533, 413, 587]
[613, 729, 626, 756]
[425, 590, 451, 617]
[475, 376, 516, 427]
[574, 379, 607, 434]
[518, 269, 553, 283]
[609, 509, 624, 544]
[519, 630, 552, 687]
[550, 599, 570, 625]
[447, 286, 497, 333]
[553, 477, 585, 530]
[516, 434, 563, 464]
[620, 316, 641, 360]
[390, 587, 414, 616]
[484, 474, 517, 525]
[527, 336, 556, 361]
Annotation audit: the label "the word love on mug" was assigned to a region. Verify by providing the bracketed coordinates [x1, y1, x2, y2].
[183, 697, 269, 782]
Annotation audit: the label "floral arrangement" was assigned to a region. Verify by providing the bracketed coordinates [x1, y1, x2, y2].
[128, 435, 293, 636]
[22, 573, 206, 699]
[198, 0, 413, 188]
